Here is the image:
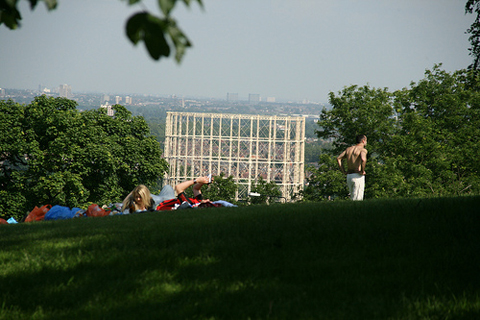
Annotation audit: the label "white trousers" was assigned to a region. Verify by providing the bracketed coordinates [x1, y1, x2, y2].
[347, 173, 365, 201]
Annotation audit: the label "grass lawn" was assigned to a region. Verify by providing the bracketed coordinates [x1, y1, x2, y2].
[1, 196, 479, 319]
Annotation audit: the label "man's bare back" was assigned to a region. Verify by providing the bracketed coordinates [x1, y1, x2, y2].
[337, 136, 368, 175]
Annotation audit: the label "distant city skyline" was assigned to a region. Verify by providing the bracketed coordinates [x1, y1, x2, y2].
[31, 83, 289, 104]
[0, 0, 474, 103]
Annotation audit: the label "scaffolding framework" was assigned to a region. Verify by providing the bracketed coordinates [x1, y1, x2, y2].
[164, 112, 305, 201]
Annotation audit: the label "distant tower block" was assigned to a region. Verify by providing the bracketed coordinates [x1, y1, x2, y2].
[58, 84, 72, 98]
[248, 93, 260, 104]
[164, 112, 305, 201]
[227, 93, 238, 102]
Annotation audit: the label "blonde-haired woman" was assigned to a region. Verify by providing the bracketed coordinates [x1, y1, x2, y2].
[121, 184, 154, 213]
[122, 184, 176, 214]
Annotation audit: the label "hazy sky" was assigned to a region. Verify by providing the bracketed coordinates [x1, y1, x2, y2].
[0, 0, 474, 102]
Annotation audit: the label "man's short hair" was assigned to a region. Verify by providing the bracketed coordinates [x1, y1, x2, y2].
[356, 134, 366, 143]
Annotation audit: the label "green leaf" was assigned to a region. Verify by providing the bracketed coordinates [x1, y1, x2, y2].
[43, 0, 57, 10]
[144, 15, 170, 59]
[167, 21, 191, 63]
[181, 0, 204, 8]
[126, 12, 170, 60]
[158, 0, 176, 16]
[0, 2, 22, 29]
[28, 0, 39, 10]
[126, 12, 147, 44]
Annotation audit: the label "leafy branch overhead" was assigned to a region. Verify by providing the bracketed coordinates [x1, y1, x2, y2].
[0, 0, 203, 62]
[465, 0, 480, 70]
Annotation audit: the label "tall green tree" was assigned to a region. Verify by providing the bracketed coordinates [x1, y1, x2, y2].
[313, 85, 398, 200]
[307, 66, 480, 200]
[392, 66, 480, 197]
[249, 177, 282, 205]
[0, 96, 168, 220]
[316, 85, 396, 157]
[302, 154, 347, 201]
[466, 0, 480, 70]
[202, 173, 238, 204]
[0, 0, 202, 62]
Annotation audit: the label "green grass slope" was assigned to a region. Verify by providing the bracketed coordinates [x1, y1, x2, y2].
[1, 196, 479, 319]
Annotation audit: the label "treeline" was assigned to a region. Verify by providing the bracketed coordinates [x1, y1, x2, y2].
[2, 67, 477, 220]
[0, 96, 169, 220]
[303, 66, 480, 200]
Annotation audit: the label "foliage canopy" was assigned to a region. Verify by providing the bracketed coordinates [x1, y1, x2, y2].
[249, 177, 282, 205]
[304, 66, 480, 201]
[466, 0, 480, 70]
[0, 96, 169, 220]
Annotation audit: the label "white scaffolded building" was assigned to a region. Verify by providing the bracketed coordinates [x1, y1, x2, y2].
[163, 112, 305, 201]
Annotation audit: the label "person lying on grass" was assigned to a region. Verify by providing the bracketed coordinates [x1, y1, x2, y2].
[122, 184, 153, 214]
[122, 176, 236, 213]
[158, 175, 238, 210]
[121, 184, 176, 214]
[157, 175, 222, 210]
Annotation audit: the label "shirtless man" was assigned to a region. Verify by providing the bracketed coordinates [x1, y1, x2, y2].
[337, 135, 368, 200]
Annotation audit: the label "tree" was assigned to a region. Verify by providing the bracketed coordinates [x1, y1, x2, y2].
[145, 117, 166, 148]
[306, 66, 480, 200]
[466, 0, 480, 70]
[0, 96, 169, 220]
[0, 0, 202, 62]
[304, 140, 332, 164]
[248, 177, 282, 205]
[301, 154, 347, 201]
[392, 66, 480, 197]
[316, 85, 396, 157]
[202, 173, 238, 204]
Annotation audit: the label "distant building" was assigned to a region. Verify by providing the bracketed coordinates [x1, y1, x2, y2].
[58, 84, 72, 98]
[115, 96, 122, 104]
[101, 102, 115, 117]
[0, 88, 5, 97]
[125, 96, 132, 104]
[266, 97, 276, 103]
[38, 84, 49, 93]
[248, 93, 260, 104]
[164, 112, 305, 202]
[103, 95, 110, 103]
[227, 93, 238, 102]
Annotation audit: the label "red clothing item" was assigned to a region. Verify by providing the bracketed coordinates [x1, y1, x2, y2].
[156, 192, 201, 211]
[156, 192, 221, 211]
[156, 198, 181, 211]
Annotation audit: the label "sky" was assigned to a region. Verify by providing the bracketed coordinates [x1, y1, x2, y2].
[0, 0, 474, 103]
